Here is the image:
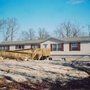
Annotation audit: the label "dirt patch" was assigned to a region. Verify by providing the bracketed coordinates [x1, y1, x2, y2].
[0, 60, 89, 90]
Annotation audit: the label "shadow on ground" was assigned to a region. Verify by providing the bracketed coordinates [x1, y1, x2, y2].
[0, 76, 90, 90]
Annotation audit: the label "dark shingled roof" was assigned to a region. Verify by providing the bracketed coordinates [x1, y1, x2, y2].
[0, 39, 45, 45]
[0, 36, 90, 45]
[62, 36, 90, 42]
[0, 37, 62, 45]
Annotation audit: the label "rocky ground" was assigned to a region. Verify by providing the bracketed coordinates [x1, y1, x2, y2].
[0, 59, 89, 90]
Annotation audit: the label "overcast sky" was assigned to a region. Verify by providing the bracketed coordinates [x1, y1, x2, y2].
[0, 0, 90, 34]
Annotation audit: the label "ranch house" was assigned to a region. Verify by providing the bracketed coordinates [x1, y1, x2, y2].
[0, 37, 90, 59]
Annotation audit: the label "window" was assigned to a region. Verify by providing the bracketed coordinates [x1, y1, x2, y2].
[4, 46, 10, 50]
[58, 44, 64, 51]
[31, 44, 40, 49]
[0, 45, 9, 50]
[0, 46, 3, 50]
[69, 42, 80, 51]
[51, 43, 64, 51]
[43, 44, 48, 48]
[15, 45, 24, 49]
[51, 44, 57, 51]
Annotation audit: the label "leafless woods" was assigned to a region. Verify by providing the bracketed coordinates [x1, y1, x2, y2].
[0, 18, 89, 41]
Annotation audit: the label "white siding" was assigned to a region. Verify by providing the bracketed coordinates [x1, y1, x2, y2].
[24, 45, 31, 49]
[41, 41, 90, 56]
[9, 40, 90, 56]
[9, 45, 31, 50]
[41, 40, 59, 49]
[9, 45, 15, 50]
[51, 42, 90, 55]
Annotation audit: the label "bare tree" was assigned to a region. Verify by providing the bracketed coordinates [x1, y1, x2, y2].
[21, 28, 36, 40]
[7, 18, 18, 41]
[0, 19, 6, 42]
[54, 22, 81, 38]
[37, 28, 50, 39]
[62, 22, 72, 37]
[0, 19, 5, 29]
[71, 24, 80, 37]
[54, 27, 64, 39]
[2, 18, 18, 41]
[88, 25, 90, 37]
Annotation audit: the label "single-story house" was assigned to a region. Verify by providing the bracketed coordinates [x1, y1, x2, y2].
[0, 37, 90, 59]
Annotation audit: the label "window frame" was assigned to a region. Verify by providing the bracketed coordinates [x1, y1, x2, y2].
[69, 42, 80, 51]
[31, 44, 40, 49]
[43, 44, 48, 48]
[15, 45, 24, 49]
[51, 43, 64, 51]
[0, 45, 10, 50]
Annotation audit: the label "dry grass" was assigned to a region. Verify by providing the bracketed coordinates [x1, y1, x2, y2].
[0, 51, 32, 60]
[0, 49, 50, 60]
